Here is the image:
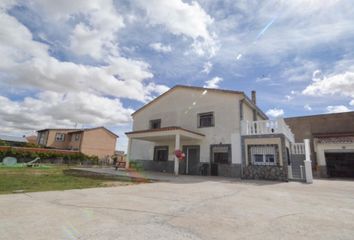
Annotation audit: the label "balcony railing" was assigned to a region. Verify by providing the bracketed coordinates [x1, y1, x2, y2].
[241, 118, 295, 143]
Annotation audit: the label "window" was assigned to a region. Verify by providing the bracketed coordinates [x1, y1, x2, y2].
[265, 154, 275, 163]
[211, 145, 231, 164]
[198, 112, 214, 128]
[249, 145, 277, 165]
[55, 133, 65, 142]
[254, 154, 264, 163]
[154, 146, 168, 161]
[150, 119, 161, 129]
[74, 134, 80, 141]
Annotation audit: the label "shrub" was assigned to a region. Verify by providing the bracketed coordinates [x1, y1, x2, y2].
[0, 140, 9, 146]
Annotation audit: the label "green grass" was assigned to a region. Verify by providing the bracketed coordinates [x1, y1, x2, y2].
[0, 165, 123, 194]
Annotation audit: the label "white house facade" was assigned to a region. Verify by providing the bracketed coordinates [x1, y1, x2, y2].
[126, 85, 311, 181]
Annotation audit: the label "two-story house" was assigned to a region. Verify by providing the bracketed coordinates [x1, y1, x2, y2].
[126, 85, 300, 181]
[37, 127, 118, 159]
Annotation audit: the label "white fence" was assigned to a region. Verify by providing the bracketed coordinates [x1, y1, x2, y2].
[291, 143, 305, 155]
[241, 118, 295, 143]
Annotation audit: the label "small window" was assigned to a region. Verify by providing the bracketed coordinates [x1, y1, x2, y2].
[198, 112, 214, 128]
[55, 133, 65, 142]
[211, 145, 231, 164]
[150, 119, 161, 129]
[254, 154, 264, 163]
[74, 134, 80, 141]
[265, 154, 275, 163]
[154, 146, 168, 161]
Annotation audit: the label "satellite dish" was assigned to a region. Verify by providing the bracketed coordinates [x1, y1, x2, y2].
[2, 157, 17, 166]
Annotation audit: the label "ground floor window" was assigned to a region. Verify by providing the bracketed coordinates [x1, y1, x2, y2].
[211, 144, 231, 164]
[248, 145, 278, 165]
[154, 146, 169, 161]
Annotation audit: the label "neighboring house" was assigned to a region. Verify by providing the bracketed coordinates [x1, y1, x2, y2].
[285, 111, 354, 178]
[37, 127, 118, 159]
[126, 85, 302, 181]
[0, 134, 28, 146]
[114, 150, 126, 162]
[25, 135, 38, 144]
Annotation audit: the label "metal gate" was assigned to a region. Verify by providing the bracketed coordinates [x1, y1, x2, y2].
[289, 143, 306, 181]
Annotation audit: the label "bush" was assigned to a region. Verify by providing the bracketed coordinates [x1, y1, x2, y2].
[24, 142, 42, 148]
[0, 140, 9, 146]
[0, 148, 97, 165]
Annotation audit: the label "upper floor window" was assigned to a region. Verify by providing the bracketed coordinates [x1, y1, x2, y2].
[55, 133, 65, 142]
[150, 119, 161, 129]
[198, 112, 214, 128]
[74, 134, 80, 141]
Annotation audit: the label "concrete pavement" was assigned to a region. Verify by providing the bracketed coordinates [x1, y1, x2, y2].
[0, 177, 353, 240]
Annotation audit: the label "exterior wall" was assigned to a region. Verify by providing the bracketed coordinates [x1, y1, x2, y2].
[242, 102, 254, 122]
[80, 128, 117, 159]
[68, 133, 83, 150]
[241, 134, 288, 181]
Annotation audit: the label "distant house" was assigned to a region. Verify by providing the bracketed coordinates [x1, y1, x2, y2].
[37, 127, 118, 159]
[25, 135, 38, 144]
[285, 111, 354, 178]
[0, 134, 28, 146]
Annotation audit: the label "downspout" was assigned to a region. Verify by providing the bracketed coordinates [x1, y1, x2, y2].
[239, 98, 244, 179]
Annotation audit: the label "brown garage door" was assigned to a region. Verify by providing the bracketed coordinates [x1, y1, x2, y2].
[325, 152, 354, 178]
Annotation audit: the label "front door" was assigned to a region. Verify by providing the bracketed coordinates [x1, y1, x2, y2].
[183, 146, 200, 175]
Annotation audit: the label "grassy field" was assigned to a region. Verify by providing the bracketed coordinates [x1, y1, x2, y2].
[0, 165, 133, 194]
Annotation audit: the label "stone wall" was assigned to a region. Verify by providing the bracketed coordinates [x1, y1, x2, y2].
[242, 165, 287, 181]
[217, 163, 241, 178]
[133, 160, 174, 173]
[241, 134, 289, 181]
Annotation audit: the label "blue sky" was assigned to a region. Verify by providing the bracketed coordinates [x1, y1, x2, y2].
[1, 0, 354, 151]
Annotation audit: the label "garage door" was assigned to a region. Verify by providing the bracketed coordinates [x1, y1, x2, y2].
[325, 152, 354, 178]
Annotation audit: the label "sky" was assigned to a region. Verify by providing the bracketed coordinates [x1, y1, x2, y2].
[1, 0, 354, 151]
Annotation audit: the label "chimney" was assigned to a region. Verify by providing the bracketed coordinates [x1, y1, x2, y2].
[251, 90, 256, 104]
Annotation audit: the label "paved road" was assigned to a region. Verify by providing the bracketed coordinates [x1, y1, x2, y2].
[1, 178, 353, 240]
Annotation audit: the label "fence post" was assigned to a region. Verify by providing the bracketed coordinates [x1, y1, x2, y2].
[304, 139, 313, 184]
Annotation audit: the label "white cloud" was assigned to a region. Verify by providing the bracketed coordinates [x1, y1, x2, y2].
[135, 0, 218, 57]
[203, 76, 223, 88]
[0, 2, 170, 136]
[326, 105, 351, 113]
[0, 7, 168, 102]
[266, 108, 284, 118]
[32, 0, 124, 60]
[303, 71, 354, 98]
[285, 95, 293, 101]
[350, 100, 354, 106]
[304, 104, 312, 111]
[0, 92, 133, 133]
[201, 61, 213, 74]
[149, 42, 172, 53]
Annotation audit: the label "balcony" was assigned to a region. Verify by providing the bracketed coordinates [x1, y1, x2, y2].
[241, 118, 295, 143]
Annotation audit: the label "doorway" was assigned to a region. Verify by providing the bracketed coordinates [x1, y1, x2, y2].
[182, 145, 200, 175]
[325, 152, 354, 178]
